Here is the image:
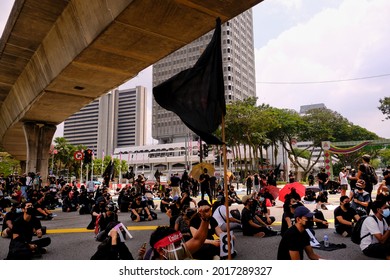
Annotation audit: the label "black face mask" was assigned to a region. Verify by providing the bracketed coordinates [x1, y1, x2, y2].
[303, 219, 314, 229]
[26, 207, 34, 215]
[343, 202, 351, 209]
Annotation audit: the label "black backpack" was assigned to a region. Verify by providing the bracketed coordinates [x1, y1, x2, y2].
[365, 165, 378, 185]
[351, 215, 379, 244]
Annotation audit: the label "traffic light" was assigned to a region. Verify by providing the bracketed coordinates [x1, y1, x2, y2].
[203, 144, 208, 157]
[84, 149, 93, 164]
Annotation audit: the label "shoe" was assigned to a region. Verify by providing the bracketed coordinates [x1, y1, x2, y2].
[342, 231, 349, 237]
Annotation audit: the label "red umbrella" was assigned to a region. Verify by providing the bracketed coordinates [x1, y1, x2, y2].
[278, 182, 306, 202]
[260, 185, 280, 200]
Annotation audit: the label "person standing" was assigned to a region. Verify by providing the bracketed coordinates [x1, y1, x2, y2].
[199, 169, 212, 204]
[339, 167, 349, 197]
[317, 168, 329, 192]
[357, 154, 376, 201]
[169, 173, 181, 198]
[277, 206, 323, 260]
[245, 172, 253, 195]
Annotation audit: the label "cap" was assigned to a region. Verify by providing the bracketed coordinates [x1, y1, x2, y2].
[241, 195, 251, 204]
[362, 154, 371, 161]
[197, 200, 211, 207]
[294, 206, 314, 218]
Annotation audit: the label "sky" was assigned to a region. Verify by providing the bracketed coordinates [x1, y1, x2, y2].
[0, 0, 389, 142]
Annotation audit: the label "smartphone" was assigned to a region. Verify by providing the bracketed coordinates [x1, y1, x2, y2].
[142, 242, 147, 249]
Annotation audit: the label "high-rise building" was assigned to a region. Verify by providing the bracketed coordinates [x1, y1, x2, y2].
[152, 10, 256, 144]
[64, 86, 147, 157]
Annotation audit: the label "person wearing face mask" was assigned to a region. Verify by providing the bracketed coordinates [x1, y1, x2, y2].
[349, 179, 370, 217]
[334, 196, 361, 237]
[6, 202, 51, 259]
[1, 202, 23, 238]
[360, 200, 390, 259]
[240, 195, 266, 238]
[277, 206, 323, 260]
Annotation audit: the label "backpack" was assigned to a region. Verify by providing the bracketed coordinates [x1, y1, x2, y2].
[365, 165, 378, 185]
[351, 215, 378, 244]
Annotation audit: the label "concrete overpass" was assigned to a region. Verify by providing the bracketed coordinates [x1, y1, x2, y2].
[0, 0, 263, 179]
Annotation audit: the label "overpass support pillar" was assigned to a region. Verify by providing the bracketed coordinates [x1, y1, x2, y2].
[23, 122, 57, 185]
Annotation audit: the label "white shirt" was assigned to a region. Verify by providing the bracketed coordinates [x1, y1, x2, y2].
[212, 205, 233, 227]
[339, 171, 348, 185]
[360, 215, 388, 251]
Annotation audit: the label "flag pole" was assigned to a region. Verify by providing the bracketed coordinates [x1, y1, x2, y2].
[222, 115, 232, 260]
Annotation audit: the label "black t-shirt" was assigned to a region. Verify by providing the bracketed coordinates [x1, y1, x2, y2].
[358, 163, 373, 192]
[0, 198, 11, 211]
[2, 211, 22, 231]
[170, 176, 181, 187]
[12, 215, 42, 243]
[241, 207, 256, 235]
[189, 215, 218, 239]
[317, 172, 328, 184]
[130, 201, 147, 214]
[277, 225, 310, 260]
[199, 173, 210, 189]
[333, 206, 357, 228]
[209, 176, 217, 187]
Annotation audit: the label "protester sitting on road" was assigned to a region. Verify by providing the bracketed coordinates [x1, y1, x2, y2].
[6, 201, 51, 259]
[130, 195, 157, 222]
[139, 204, 212, 260]
[349, 179, 370, 217]
[1, 202, 22, 238]
[240, 195, 266, 238]
[251, 194, 278, 236]
[0, 191, 12, 213]
[277, 206, 323, 260]
[87, 196, 107, 230]
[166, 195, 182, 228]
[212, 196, 242, 232]
[180, 191, 197, 210]
[91, 221, 134, 260]
[174, 207, 196, 241]
[160, 193, 172, 213]
[228, 185, 242, 204]
[280, 196, 302, 236]
[33, 194, 53, 220]
[334, 195, 360, 237]
[360, 200, 390, 259]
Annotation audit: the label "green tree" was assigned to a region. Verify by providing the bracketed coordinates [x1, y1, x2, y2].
[0, 152, 21, 176]
[378, 97, 390, 120]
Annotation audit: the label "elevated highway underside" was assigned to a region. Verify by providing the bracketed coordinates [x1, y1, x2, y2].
[0, 0, 263, 175]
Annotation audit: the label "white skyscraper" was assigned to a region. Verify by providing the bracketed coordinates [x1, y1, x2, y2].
[64, 86, 147, 157]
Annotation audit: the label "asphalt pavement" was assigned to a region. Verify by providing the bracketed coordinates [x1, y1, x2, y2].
[0, 188, 375, 260]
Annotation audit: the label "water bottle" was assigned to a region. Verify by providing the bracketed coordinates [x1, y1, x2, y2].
[323, 234, 329, 247]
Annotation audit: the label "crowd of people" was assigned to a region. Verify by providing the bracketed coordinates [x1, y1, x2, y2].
[1, 153, 390, 260]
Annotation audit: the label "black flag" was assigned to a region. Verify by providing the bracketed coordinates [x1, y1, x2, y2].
[153, 18, 226, 144]
[103, 160, 115, 181]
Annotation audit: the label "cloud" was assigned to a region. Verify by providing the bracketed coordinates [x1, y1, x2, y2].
[254, 0, 390, 138]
